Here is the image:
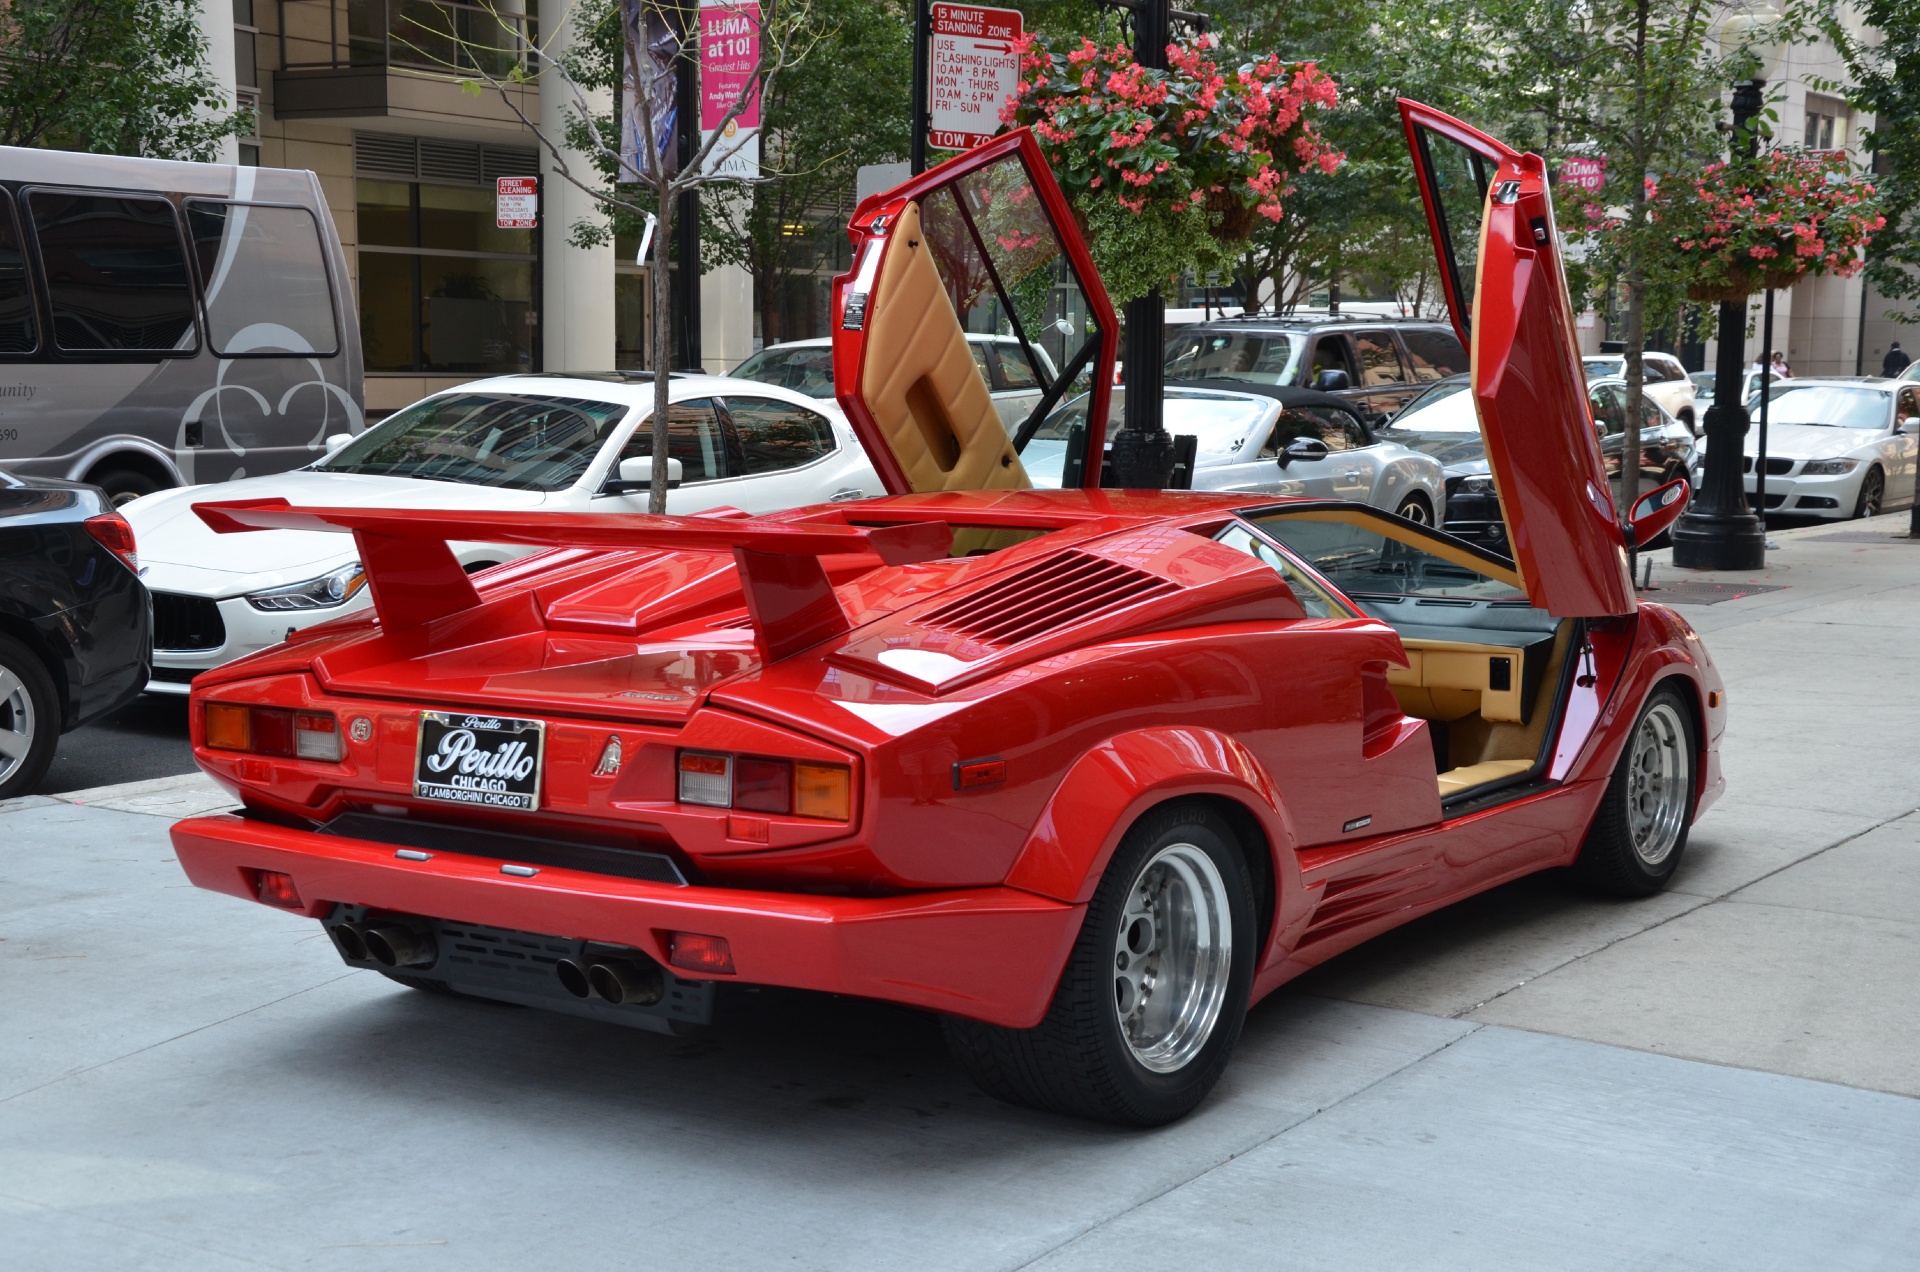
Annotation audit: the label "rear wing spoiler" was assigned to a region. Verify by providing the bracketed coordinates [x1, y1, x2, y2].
[194, 499, 951, 662]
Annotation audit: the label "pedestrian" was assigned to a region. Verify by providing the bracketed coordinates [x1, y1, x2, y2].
[1884, 341, 1912, 377]
[1770, 350, 1792, 379]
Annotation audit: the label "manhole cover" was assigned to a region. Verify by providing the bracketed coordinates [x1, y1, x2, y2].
[1640, 581, 1787, 605]
[1807, 531, 1920, 545]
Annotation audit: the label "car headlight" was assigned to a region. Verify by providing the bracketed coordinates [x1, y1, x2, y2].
[245, 562, 367, 612]
[1454, 475, 1495, 494]
[1799, 458, 1857, 476]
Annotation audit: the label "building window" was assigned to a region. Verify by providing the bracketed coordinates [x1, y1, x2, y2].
[233, 0, 258, 89]
[1805, 111, 1835, 151]
[354, 135, 541, 375]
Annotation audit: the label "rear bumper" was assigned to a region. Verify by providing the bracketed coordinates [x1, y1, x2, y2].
[171, 813, 1084, 1028]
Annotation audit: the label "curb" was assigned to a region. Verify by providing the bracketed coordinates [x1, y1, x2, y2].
[3, 771, 239, 820]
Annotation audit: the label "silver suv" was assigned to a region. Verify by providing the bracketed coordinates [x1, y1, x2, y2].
[1164, 316, 1466, 425]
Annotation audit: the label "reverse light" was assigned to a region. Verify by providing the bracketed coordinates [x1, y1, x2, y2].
[668, 932, 735, 974]
[83, 513, 139, 572]
[203, 702, 345, 761]
[1800, 458, 1856, 475]
[253, 869, 303, 908]
[246, 562, 366, 612]
[677, 750, 852, 821]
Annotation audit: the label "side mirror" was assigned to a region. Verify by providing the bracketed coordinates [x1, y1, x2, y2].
[1277, 437, 1330, 469]
[1899, 417, 1917, 435]
[607, 455, 683, 494]
[323, 432, 353, 454]
[1312, 368, 1350, 392]
[1628, 477, 1689, 544]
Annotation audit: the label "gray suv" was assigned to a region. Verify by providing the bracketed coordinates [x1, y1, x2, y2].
[1164, 316, 1466, 425]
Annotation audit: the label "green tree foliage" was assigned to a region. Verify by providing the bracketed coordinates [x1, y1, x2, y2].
[0, 0, 251, 159]
[1825, 0, 1920, 318]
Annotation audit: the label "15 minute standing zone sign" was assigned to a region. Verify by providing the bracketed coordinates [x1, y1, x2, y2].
[928, 3, 1023, 151]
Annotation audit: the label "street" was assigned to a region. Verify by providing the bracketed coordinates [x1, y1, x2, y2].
[6, 513, 1918, 1269]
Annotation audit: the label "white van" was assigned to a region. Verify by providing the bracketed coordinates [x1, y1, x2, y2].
[0, 146, 362, 504]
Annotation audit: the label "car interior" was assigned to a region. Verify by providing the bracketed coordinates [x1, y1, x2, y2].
[1231, 505, 1575, 804]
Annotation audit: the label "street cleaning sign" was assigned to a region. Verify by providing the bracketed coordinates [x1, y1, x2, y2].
[496, 176, 537, 229]
[928, 3, 1023, 151]
[699, 0, 761, 178]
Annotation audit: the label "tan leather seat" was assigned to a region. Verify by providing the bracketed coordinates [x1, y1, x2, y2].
[1435, 758, 1535, 798]
[859, 201, 1031, 494]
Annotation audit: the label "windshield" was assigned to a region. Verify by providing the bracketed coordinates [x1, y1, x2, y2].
[1246, 510, 1527, 602]
[1164, 330, 1301, 386]
[318, 393, 630, 490]
[731, 345, 835, 398]
[1748, 385, 1890, 428]
[1583, 357, 1624, 378]
[1386, 378, 1476, 433]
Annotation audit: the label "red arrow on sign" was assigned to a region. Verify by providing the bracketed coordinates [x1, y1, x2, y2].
[972, 41, 1012, 52]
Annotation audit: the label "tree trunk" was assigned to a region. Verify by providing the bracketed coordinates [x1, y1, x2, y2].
[649, 186, 675, 515]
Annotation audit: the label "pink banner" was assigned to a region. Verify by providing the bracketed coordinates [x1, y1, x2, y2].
[1558, 155, 1606, 195]
[700, 1, 761, 131]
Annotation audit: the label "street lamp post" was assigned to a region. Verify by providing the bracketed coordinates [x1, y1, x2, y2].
[1669, 79, 1769, 571]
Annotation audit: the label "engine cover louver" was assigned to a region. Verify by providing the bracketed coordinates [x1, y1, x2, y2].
[919, 551, 1179, 646]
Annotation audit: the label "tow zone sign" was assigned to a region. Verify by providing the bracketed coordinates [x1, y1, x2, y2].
[928, 4, 1023, 151]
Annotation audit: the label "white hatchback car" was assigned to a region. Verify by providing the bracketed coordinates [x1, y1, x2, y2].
[1693, 378, 1920, 519]
[1585, 351, 1699, 429]
[128, 374, 880, 691]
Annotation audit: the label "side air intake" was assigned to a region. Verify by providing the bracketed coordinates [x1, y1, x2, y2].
[919, 551, 1179, 646]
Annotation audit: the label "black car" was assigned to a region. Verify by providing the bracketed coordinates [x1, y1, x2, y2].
[0, 471, 151, 798]
[1163, 314, 1468, 424]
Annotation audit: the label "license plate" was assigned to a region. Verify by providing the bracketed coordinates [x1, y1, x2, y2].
[413, 712, 545, 811]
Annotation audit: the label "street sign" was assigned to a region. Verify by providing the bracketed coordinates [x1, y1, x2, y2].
[496, 176, 537, 229]
[1558, 155, 1607, 195]
[928, 3, 1022, 151]
[699, 0, 761, 178]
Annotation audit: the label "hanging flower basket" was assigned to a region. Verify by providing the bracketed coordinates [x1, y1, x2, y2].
[999, 34, 1341, 303]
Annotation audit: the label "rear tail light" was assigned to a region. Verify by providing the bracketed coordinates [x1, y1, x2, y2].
[204, 703, 344, 761]
[83, 513, 138, 572]
[252, 869, 303, 908]
[668, 932, 735, 974]
[677, 750, 851, 821]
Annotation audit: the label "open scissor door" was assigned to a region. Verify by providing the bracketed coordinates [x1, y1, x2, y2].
[832, 130, 1119, 493]
[1400, 100, 1637, 617]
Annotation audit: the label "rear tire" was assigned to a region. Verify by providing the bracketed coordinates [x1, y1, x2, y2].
[1394, 492, 1434, 526]
[943, 803, 1256, 1126]
[1852, 466, 1885, 519]
[0, 634, 59, 800]
[88, 467, 164, 509]
[1571, 686, 1696, 897]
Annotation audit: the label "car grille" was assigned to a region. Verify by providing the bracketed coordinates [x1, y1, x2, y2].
[1741, 456, 1795, 475]
[147, 667, 200, 684]
[151, 592, 226, 651]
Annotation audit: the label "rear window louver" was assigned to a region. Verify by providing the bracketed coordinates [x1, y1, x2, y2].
[918, 551, 1179, 646]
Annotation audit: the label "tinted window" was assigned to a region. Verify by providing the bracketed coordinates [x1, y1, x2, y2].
[724, 396, 834, 474]
[1588, 384, 1629, 436]
[993, 341, 1039, 390]
[27, 191, 197, 353]
[1401, 329, 1465, 381]
[1308, 336, 1356, 383]
[1412, 130, 1492, 332]
[1163, 331, 1300, 385]
[1897, 387, 1918, 421]
[620, 398, 736, 482]
[1263, 406, 1363, 455]
[187, 202, 338, 356]
[1247, 511, 1526, 602]
[320, 393, 628, 490]
[0, 192, 37, 354]
[731, 345, 835, 398]
[1353, 330, 1409, 385]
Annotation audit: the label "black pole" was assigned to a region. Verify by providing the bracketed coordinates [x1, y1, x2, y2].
[1107, 0, 1176, 489]
[1755, 288, 1773, 523]
[1670, 79, 1768, 572]
[673, 12, 702, 371]
[910, 0, 930, 175]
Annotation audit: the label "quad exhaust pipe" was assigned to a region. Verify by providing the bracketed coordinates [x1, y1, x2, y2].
[555, 954, 664, 1006]
[329, 920, 437, 969]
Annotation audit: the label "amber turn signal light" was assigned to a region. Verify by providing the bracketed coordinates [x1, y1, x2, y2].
[676, 750, 851, 821]
[668, 931, 735, 974]
[204, 702, 344, 761]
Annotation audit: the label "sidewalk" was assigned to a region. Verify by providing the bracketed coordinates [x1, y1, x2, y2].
[3, 516, 1917, 1269]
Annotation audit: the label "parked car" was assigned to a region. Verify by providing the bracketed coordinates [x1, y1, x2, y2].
[125, 374, 879, 692]
[734, 334, 1057, 432]
[1026, 382, 1446, 523]
[1692, 377, 1920, 519]
[168, 112, 1723, 1128]
[0, 145, 362, 505]
[1386, 375, 1696, 550]
[0, 471, 149, 797]
[1689, 368, 1764, 409]
[1162, 314, 1466, 423]
[1582, 351, 1697, 428]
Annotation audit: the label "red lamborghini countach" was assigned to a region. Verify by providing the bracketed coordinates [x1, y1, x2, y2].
[170, 103, 1723, 1126]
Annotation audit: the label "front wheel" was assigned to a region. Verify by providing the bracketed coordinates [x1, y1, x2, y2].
[0, 634, 60, 800]
[1571, 687, 1696, 897]
[943, 803, 1256, 1126]
[1394, 492, 1434, 526]
[1852, 466, 1885, 519]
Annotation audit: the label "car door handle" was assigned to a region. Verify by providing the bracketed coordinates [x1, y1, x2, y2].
[1339, 468, 1364, 481]
[828, 488, 866, 502]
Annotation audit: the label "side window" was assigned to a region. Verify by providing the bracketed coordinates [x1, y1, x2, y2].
[26, 190, 198, 354]
[0, 191, 38, 354]
[619, 398, 735, 482]
[1308, 335, 1357, 383]
[1309, 406, 1368, 451]
[1262, 408, 1324, 457]
[186, 201, 339, 356]
[993, 341, 1040, 390]
[1401, 329, 1465, 381]
[1352, 330, 1409, 385]
[1896, 387, 1917, 423]
[1214, 523, 1347, 618]
[1588, 385, 1629, 436]
[968, 339, 993, 386]
[723, 396, 835, 474]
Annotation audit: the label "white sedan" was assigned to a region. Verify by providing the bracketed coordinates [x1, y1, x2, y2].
[128, 374, 880, 692]
[1693, 378, 1920, 519]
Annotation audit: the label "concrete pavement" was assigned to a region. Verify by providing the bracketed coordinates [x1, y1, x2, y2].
[4, 514, 1919, 1269]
